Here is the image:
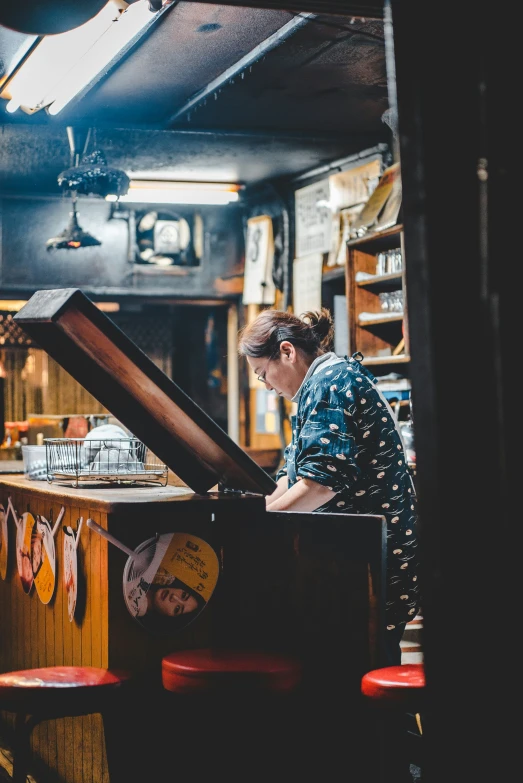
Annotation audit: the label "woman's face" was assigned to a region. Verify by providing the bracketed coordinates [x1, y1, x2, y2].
[151, 586, 199, 617]
[32, 537, 42, 572]
[21, 548, 32, 586]
[247, 343, 309, 401]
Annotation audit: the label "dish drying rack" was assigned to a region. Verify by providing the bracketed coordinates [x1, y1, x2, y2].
[45, 438, 168, 487]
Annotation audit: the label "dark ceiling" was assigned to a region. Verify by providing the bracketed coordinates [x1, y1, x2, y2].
[0, 1, 390, 196]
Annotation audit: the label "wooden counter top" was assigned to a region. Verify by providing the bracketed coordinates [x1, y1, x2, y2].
[0, 460, 24, 474]
[0, 474, 266, 514]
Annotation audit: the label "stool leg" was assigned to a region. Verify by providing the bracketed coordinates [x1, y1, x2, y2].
[374, 710, 415, 783]
[11, 714, 37, 783]
[100, 689, 136, 783]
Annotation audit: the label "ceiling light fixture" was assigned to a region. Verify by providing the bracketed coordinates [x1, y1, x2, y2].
[0, 301, 28, 312]
[58, 127, 130, 200]
[45, 199, 102, 250]
[0, 0, 167, 116]
[115, 180, 242, 206]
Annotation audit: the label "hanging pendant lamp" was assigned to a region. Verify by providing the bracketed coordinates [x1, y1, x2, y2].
[57, 127, 130, 200]
[46, 197, 101, 251]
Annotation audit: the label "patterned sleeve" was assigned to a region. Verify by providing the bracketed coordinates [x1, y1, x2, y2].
[295, 378, 360, 492]
[275, 441, 291, 482]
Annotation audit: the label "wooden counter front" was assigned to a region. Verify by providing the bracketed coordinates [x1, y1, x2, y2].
[0, 476, 386, 783]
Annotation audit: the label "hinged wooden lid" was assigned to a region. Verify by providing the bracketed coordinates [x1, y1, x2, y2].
[14, 288, 277, 496]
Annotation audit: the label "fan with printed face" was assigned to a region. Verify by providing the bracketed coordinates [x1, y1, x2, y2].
[135, 210, 196, 267]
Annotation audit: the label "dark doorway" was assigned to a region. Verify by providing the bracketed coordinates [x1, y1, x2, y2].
[171, 304, 229, 434]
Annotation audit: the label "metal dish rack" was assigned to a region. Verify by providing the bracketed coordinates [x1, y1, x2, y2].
[45, 438, 168, 487]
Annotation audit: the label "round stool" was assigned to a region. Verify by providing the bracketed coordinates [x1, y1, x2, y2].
[157, 648, 303, 780]
[0, 666, 132, 783]
[361, 664, 425, 783]
[162, 647, 303, 694]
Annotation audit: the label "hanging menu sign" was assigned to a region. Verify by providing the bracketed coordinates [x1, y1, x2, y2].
[295, 179, 332, 258]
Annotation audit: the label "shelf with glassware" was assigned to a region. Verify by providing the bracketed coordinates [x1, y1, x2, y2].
[346, 224, 409, 374]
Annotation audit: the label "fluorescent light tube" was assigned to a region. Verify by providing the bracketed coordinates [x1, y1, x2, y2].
[116, 181, 242, 206]
[1, 0, 159, 116]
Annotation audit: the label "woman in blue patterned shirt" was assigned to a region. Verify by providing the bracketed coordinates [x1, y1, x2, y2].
[238, 307, 419, 665]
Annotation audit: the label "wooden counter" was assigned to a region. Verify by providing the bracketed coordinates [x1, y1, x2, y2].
[0, 476, 386, 783]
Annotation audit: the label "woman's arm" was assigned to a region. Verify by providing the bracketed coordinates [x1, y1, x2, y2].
[266, 477, 335, 512]
[265, 475, 289, 507]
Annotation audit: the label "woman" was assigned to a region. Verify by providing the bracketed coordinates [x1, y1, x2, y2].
[126, 574, 206, 633]
[31, 528, 45, 575]
[238, 307, 419, 664]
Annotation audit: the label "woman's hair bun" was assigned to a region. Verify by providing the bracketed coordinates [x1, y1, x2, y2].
[300, 308, 334, 351]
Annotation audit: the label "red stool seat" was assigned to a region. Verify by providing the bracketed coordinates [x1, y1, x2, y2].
[0, 665, 130, 710]
[361, 663, 425, 706]
[0, 666, 132, 783]
[152, 649, 303, 780]
[360, 663, 425, 782]
[162, 648, 303, 695]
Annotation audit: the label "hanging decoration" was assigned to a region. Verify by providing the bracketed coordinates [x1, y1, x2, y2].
[64, 517, 83, 622]
[16, 511, 35, 594]
[32, 506, 63, 605]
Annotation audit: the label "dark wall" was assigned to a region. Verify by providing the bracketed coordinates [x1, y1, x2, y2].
[0, 195, 244, 300]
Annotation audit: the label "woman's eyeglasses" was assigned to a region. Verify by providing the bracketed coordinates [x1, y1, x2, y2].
[256, 357, 272, 384]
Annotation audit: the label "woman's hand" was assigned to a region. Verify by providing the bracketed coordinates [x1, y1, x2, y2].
[265, 475, 289, 507]
[266, 477, 335, 512]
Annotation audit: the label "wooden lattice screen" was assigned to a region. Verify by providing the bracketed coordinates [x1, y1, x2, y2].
[0, 310, 174, 423]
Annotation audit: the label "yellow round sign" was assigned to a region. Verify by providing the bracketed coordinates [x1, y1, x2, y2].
[123, 532, 220, 634]
[17, 512, 35, 594]
[32, 515, 56, 605]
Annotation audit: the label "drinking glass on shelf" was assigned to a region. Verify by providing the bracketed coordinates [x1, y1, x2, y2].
[379, 292, 390, 311]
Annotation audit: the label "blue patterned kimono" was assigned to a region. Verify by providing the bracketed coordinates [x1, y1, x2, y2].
[276, 352, 419, 635]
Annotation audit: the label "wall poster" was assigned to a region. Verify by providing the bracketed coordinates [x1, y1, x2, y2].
[329, 157, 382, 212]
[292, 253, 323, 316]
[294, 179, 332, 258]
[242, 215, 276, 305]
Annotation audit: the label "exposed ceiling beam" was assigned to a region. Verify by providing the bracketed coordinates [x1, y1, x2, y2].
[182, 1, 383, 18]
[167, 12, 316, 126]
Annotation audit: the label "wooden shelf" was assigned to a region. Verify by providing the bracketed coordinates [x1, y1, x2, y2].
[345, 220, 410, 374]
[356, 272, 402, 290]
[362, 354, 410, 366]
[322, 265, 346, 282]
[358, 313, 403, 327]
[346, 224, 403, 251]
